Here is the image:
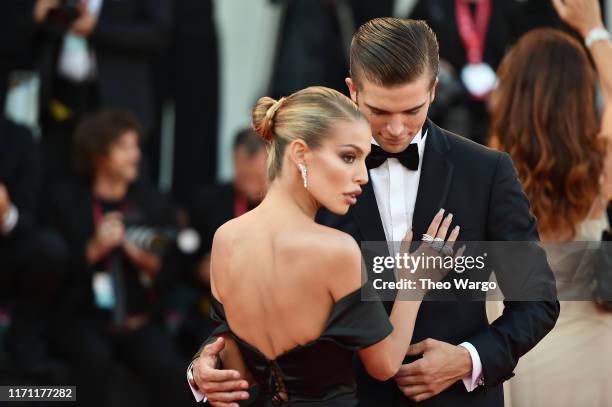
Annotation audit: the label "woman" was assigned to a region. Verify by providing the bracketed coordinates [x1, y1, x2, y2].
[208, 86, 457, 406]
[488, 0, 612, 405]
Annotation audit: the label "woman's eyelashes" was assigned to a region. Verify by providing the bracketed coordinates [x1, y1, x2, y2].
[342, 154, 356, 164]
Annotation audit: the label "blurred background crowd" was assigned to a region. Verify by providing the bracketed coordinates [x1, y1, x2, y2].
[0, 0, 611, 406]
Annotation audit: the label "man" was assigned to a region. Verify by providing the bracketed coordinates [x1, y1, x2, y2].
[190, 127, 268, 287]
[0, 115, 67, 379]
[190, 18, 559, 406]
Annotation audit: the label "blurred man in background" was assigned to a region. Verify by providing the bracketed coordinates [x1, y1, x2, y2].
[0, 115, 67, 382]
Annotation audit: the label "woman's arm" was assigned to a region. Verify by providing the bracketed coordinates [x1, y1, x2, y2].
[344, 210, 457, 381]
[553, 0, 612, 201]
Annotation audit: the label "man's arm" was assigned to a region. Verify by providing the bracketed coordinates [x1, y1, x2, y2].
[467, 152, 560, 386]
[189, 336, 250, 405]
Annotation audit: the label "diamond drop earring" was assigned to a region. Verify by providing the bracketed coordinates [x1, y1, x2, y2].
[298, 163, 308, 188]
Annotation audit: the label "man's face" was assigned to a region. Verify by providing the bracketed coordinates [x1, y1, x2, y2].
[346, 73, 436, 153]
[234, 147, 268, 203]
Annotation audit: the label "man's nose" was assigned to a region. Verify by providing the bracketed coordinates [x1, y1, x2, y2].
[386, 116, 404, 136]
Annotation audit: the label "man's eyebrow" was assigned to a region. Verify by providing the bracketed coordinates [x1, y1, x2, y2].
[339, 144, 365, 154]
[365, 101, 427, 114]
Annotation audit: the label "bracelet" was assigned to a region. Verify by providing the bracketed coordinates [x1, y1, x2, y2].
[585, 27, 610, 48]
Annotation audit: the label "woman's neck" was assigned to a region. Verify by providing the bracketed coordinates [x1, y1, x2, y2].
[93, 173, 128, 201]
[261, 176, 320, 221]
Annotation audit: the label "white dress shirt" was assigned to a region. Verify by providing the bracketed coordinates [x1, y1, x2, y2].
[369, 128, 483, 392]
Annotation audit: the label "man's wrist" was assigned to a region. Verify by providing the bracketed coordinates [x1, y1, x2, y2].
[456, 344, 473, 378]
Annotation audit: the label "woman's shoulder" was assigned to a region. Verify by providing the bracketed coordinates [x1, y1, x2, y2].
[282, 224, 363, 300]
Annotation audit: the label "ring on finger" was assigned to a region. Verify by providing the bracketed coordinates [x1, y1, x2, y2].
[441, 244, 454, 256]
[422, 234, 434, 242]
[431, 238, 444, 251]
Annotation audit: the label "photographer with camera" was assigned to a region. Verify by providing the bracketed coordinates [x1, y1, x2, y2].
[43, 109, 192, 407]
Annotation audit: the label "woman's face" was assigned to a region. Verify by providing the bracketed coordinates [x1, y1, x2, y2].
[305, 119, 371, 215]
[97, 130, 141, 182]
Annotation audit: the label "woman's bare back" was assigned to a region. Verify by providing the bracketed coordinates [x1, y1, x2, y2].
[210, 206, 362, 360]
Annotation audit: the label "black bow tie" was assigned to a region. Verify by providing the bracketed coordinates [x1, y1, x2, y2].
[366, 143, 420, 170]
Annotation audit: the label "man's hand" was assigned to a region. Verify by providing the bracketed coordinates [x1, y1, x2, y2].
[192, 337, 250, 407]
[395, 338, 472, 402]
[552, 0, 604, 38]
[0, 184, 11, 221]
[70, 6, 97, 37]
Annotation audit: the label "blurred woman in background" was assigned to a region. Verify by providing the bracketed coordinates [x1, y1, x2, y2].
[489, 0, 612, 405]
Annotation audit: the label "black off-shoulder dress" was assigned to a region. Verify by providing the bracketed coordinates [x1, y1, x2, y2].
[210, 284, 393, 406]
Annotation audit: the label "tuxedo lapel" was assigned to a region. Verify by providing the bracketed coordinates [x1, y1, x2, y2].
[412, 119, 454, 237]
[350, 178, 386, 244]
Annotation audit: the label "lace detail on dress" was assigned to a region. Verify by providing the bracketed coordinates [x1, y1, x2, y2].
[269, 360, 289, 405]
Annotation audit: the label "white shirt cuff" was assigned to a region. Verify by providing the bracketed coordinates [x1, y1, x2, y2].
[187, 361, 207, 403]
[458, 342, 483, 392]
[1, 205, 18, 236]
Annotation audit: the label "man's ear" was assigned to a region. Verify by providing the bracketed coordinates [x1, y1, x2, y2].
[346, 77, 358, 103]
[430, 78, 439, 104]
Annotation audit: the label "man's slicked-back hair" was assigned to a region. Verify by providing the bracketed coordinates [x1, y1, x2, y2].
[350, 18, 439, 90]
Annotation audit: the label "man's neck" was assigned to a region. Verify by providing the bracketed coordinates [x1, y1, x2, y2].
[93, 174, 128, 201]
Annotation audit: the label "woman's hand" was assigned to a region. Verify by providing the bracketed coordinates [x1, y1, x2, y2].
[552, 0, 604, 38]
[399, 209, 464, 295]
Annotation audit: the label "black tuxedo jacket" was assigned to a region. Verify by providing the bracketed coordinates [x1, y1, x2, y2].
[317, 119, 560, 407]
[0, 117, 41, 242]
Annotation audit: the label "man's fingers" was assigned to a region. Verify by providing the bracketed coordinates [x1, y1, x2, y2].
[207, 391, 250, 404]
[396, 360, 423, 376]
[199, 366, 241, 383]
[209, 402, 239, 407]
[406, 341, 427, 356]
[412, 391, 436, 402]
[204, 337, 226, 357]
[201, 379, 249, 393]
[395, 374, 425, 386]
[400, 384, 429, 397]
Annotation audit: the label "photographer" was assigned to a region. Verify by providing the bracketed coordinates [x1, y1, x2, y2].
[43, 109, 191, 407]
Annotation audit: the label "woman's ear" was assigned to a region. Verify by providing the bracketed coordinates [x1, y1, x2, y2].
[288, 139, 309, 166]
